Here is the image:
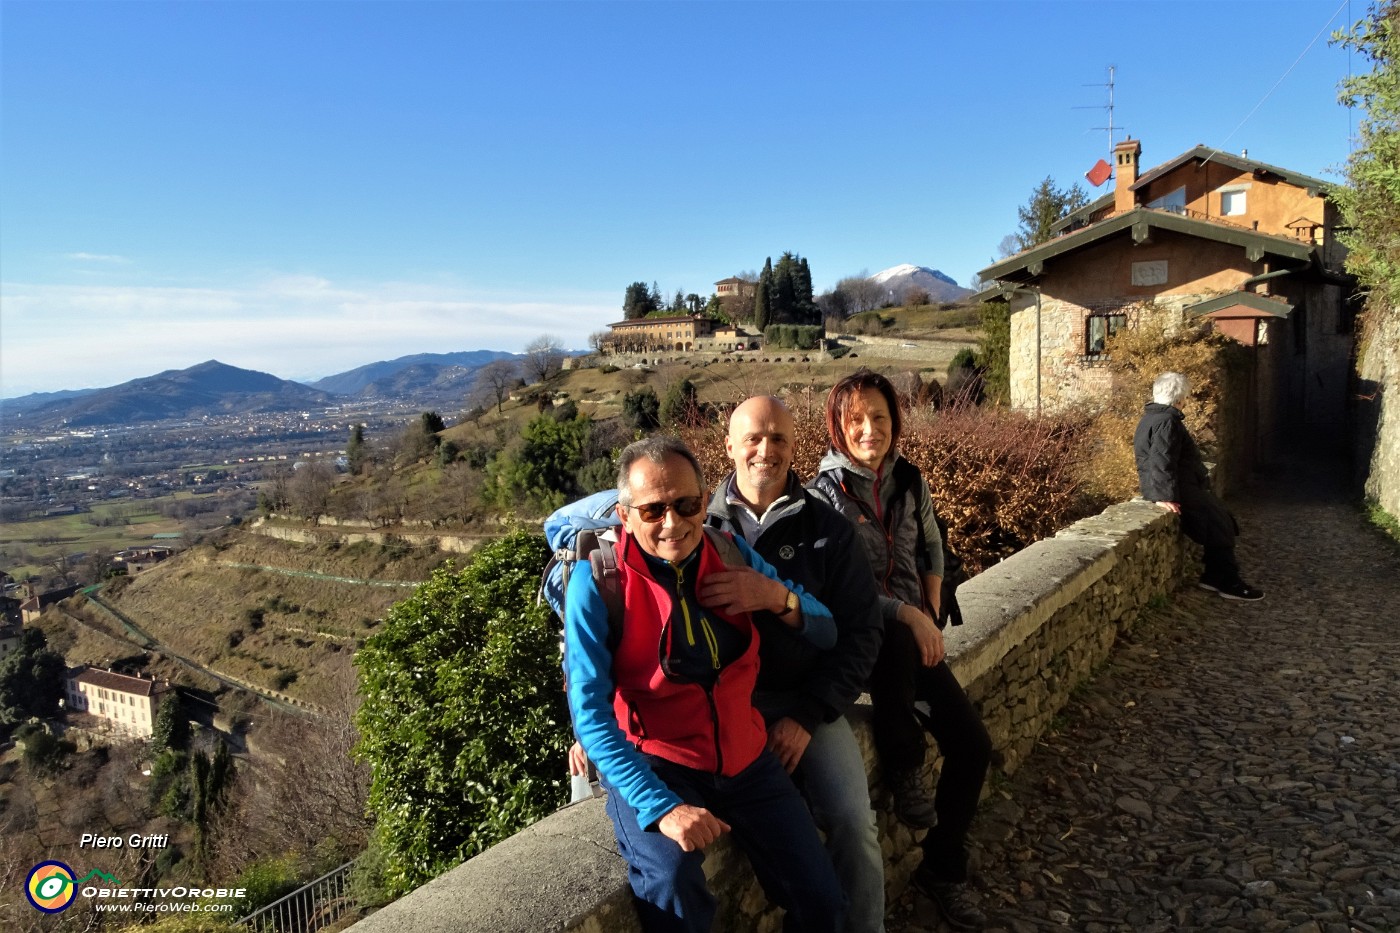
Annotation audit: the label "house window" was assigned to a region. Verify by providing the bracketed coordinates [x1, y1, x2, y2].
[1085, 313, 1127, 355]
[1148, 186, 1186, 214]
[1220, 189, 1247, 216]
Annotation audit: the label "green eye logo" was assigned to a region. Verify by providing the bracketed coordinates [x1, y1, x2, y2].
[26, 862, 76, 913]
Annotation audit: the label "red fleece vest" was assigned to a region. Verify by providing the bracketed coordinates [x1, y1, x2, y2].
[610, 529, 766, 775]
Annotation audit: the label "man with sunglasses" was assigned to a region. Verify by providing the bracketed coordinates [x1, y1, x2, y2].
[565, 435, 846, 933]
[705, 395, 886, 933]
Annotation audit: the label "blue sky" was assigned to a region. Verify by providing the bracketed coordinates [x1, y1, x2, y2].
[0, 0, 1360, 396]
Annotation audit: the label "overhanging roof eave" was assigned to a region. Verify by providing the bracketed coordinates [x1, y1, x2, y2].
[977, 209, 1313, 282]
[1186, 290, 1295, 318]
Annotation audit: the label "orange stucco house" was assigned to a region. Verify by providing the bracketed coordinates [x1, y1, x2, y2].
[977, 139, 1356, 460]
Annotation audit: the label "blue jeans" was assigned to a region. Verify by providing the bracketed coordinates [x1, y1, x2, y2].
[603, 750, 846, 933]
[794, 717, 885, 933]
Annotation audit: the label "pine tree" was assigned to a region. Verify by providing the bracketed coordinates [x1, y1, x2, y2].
[623, 281, 659, 319]
[1015, 177, 1089, 250]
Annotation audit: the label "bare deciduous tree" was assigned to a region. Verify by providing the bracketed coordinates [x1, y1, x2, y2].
[288, 462, 334, 522]
[522, 335, 565, 384]
[209, 665, 371, 878]
[472, 359, 520, 414]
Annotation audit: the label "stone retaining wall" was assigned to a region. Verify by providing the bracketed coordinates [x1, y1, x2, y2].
[348, 499, 1193, 933]
[249, 517, 489, 555]
[1357, 306, 1400, 518]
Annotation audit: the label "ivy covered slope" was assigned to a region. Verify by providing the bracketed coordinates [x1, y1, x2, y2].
[353, 530, 569, 894]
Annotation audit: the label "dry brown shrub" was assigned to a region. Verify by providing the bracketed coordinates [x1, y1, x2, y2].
[1080, 320, 1244, 502]
[903, 404, 1091, 572]
[681, 392, 1092, 575]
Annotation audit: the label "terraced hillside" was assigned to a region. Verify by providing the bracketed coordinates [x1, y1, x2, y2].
[99, 532, 450, 705]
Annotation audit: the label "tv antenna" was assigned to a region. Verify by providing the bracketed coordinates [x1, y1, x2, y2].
[1075, 65, 1123, 158]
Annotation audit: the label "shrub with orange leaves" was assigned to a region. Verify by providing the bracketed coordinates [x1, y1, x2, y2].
[682, 395, 1093, 575]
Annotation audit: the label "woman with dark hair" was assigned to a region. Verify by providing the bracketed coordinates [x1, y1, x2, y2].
[809, 369, 992, 932]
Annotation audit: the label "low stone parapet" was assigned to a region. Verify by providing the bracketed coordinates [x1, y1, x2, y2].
[349, 499, 1190, 932]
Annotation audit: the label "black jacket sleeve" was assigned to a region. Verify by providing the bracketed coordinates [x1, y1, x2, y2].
[792, 501, 885, 729]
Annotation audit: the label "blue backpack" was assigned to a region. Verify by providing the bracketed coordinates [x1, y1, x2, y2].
[540, 489, 626, 650]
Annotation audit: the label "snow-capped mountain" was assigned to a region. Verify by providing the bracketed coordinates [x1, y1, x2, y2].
[870, 264, 972, 303]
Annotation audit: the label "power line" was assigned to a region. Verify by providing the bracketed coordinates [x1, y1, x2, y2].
[1215, 0, 1351, 154]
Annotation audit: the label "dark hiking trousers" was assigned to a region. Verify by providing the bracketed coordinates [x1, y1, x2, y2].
[869, 619, 993, 883]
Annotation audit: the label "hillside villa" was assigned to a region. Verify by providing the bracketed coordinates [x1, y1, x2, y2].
[65, 665, 174, 739]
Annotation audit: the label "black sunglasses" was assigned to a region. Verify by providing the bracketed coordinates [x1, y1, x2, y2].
[629, 496, 704, 523]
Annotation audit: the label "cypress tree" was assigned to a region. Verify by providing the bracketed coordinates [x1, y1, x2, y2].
[754, 259, 773, 333]
[347, 424, 366, 475]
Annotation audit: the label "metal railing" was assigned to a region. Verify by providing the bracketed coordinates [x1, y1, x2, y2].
[236, 859, 358, 933]
[1085, 204, 1259, 232]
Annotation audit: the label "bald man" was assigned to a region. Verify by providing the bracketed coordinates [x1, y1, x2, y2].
[705, 396, 888, 933]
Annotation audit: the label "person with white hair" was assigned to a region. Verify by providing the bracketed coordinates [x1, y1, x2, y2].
[1133, 372, 1264, 601]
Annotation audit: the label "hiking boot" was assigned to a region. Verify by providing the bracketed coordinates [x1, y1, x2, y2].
[889, 768, 938, 829]
[913, 866, 986, 932]
[1217, 580, 1265, 601]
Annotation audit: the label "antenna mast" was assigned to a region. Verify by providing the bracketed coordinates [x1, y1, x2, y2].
[1075, 65, 1122, 157]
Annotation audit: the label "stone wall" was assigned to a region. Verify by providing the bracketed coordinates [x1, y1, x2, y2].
[1357, 306, 1400, 517]
[347, 500, 1192, 933]
[249, 516, 489, 556]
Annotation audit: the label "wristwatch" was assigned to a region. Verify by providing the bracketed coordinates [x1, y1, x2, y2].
[778, 589, 799, 618]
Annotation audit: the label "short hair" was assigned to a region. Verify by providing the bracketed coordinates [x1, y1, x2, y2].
[825, 369, 902, 460]
[1152, 372, 1190, 406]
[616, 435, 706, 506]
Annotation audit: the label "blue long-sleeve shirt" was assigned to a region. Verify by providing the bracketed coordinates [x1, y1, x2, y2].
[565, 533, 834, 830]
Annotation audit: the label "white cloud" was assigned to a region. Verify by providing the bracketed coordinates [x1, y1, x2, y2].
[0, 275, 616, 396]
[64, 252, 131, 264]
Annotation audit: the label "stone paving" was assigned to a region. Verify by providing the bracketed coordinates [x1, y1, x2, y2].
[889, 456, 1400, 933]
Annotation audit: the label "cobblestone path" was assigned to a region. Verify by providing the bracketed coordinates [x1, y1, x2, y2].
[890, 457, 1400, 932]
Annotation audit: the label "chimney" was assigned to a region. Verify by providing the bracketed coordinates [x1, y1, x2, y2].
[1114, 137, 1142, 214]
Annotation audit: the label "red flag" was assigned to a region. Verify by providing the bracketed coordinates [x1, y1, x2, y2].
[1085, 159, 1112, 187]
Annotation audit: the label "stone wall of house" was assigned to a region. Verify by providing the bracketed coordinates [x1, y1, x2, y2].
[1008, 295, 1191, 411]
[1358, 306, 1400, 518]
[347, 499, 1192, 933]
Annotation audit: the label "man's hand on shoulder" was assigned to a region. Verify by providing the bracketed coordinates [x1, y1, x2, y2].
[767, 717, 812, 773]
[658, 804, 731, 852]
[698, 568, 788, 618]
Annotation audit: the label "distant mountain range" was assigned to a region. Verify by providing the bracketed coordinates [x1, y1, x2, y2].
[307, 350, 519, 396]
[1, 351, 526, 430]
[870, 264, 972, 303]
[3, 361, 335, 429]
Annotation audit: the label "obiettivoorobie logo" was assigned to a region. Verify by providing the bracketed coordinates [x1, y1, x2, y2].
[25, 861, 123, 914]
